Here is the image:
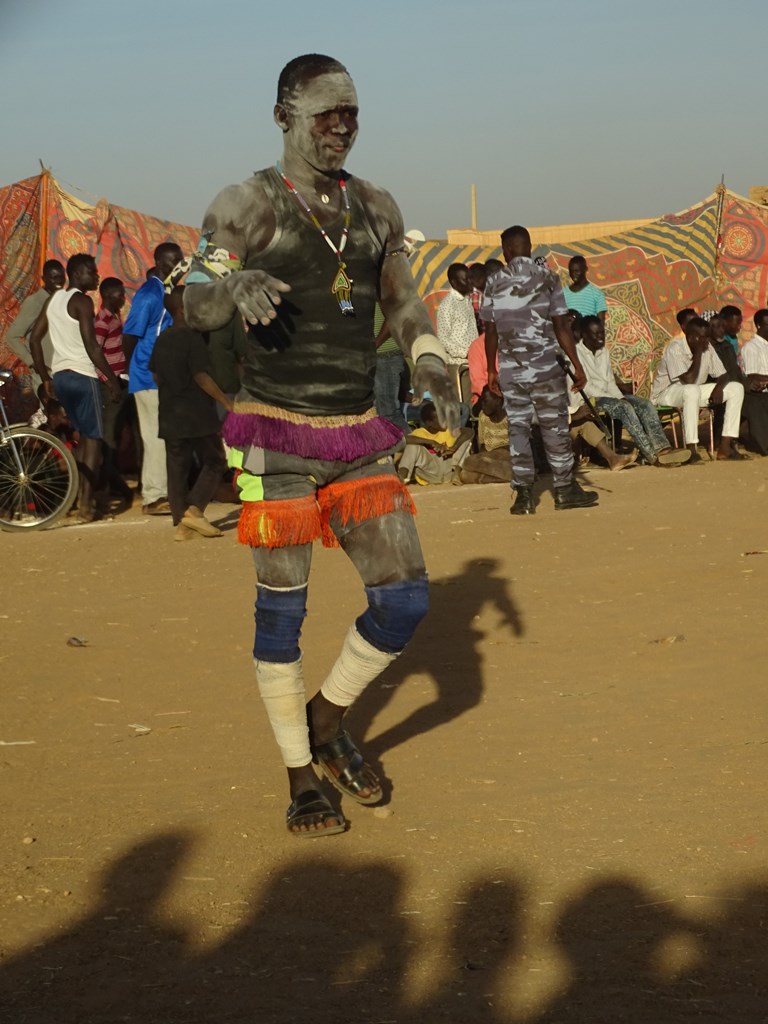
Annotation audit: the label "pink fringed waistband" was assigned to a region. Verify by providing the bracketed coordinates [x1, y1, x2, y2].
[222, 401, 403, 462]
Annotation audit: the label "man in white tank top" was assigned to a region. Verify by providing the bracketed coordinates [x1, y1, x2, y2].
[29, 254, 121, 522]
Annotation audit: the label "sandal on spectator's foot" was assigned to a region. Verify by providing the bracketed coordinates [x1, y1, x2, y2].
[656, 447, 691, 466]
[286, 789, 346, 837]
[312, 731, 383, 806]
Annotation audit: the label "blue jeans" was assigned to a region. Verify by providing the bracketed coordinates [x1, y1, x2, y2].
[594, 395, 669, 461]
[374, 351, 407, 432]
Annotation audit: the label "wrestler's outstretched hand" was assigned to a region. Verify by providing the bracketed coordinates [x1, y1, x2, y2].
[228, 270, 291, 326]
[412, 353, 460, 434]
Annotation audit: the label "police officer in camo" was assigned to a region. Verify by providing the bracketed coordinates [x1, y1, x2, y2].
[481, 225, 598, 515]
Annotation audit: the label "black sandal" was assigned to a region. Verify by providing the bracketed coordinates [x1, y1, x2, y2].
[286, 789, 346, 837]
[311, 731, 383, 806]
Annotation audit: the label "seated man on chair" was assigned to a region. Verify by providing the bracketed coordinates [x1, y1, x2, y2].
[706, 310, 768, 456]
[651, 316, 744, 462]
[577, 316, 690, 466]
[567, 373, 637, 472]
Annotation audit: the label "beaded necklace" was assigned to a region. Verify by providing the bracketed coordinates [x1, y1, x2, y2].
[276, 163, 355, 317]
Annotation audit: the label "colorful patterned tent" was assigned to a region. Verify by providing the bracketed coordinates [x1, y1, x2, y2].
[0, 171, 199, 371]
[411, 189, 768, 396]
[2, 173, 768, 397]
[718, 192, 768, 326]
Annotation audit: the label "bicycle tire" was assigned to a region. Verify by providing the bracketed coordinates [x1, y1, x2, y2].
[0, 427, 78, 531]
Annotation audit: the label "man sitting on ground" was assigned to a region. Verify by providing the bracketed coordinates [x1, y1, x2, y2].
[398, 401, 473, 485]
[651, 316, 745, 462]
[577, 315, 690, 466]
[456, 386, 512, 484]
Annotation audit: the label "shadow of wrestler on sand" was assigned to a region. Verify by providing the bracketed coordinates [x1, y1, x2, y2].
[346, 557, 524, 764]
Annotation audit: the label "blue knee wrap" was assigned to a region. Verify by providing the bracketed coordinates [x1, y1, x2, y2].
[356, 577, 429, 654]
[253, 585, 307, 662]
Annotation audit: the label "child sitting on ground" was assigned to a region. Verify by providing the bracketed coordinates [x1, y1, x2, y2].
[397, 401, 473, 485]
[39, 398, 76, 448]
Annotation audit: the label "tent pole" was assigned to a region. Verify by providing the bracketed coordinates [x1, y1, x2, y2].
[714, 175, 726, 257]
[37, 164, 51, 280]
[713, 174, 726, 298]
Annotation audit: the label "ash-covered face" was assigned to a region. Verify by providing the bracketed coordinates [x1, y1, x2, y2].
[276, 71, 359, 174]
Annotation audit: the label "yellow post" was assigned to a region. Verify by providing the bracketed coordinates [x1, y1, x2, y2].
[471, 183, 477, 230]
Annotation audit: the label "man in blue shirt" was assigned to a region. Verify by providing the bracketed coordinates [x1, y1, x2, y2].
[563, 255, 608, 324]
[719, 304, 742, 355]
[123, 242, 183, 513]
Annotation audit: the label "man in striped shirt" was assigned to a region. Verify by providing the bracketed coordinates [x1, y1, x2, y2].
[651, 317, 744, 462]
[563, 256, 607, 323]
[94, 277, 133, 505]
[94, 278, 127, 376]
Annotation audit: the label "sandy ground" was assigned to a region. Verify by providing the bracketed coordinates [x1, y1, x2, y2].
[1, 458, 767, 1024]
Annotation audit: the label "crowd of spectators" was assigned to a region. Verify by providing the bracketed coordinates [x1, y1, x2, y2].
[389, 253, 768, 490]
[3, 245, 234, 536]
[5, 245, 768, 524]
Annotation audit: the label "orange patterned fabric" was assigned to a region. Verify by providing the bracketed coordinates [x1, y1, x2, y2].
[0, 175, 44, 367]
[0, 173, 199, 372]
[44, 179, 199, 303]
[718, 195, 768, 337]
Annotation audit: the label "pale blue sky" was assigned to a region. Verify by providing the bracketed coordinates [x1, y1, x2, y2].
[1, 0, 765, 238]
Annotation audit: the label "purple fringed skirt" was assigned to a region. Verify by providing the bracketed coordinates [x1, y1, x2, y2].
[222, 402, 403, 462]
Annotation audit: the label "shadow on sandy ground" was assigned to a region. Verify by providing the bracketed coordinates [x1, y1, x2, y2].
[1, 831, 765, 1024]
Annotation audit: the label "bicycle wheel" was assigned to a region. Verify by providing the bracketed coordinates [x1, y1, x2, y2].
[0, 427, 78, 531]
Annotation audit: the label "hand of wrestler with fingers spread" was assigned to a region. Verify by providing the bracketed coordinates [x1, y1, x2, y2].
[227, 269, 291, 327]
[412, 354, 461, 435]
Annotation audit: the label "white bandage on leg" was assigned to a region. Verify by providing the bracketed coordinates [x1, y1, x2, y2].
[320, 626, 398, 708]
[254, 658, 311, 768]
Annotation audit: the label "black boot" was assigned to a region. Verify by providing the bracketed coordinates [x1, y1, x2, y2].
[510, 485, 536, 515]
[554, 480, 598, 510]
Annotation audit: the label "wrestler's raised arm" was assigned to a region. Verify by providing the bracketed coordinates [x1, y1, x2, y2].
[183, 180, 291, 332]
[368, 183, 459, 432]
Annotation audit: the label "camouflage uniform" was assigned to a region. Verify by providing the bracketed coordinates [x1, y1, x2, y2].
[480, 258, 574, 488]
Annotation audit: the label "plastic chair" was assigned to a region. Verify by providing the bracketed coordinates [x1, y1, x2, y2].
[655, 405, 715, 458]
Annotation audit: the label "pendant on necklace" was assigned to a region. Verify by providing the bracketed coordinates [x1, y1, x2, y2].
[320, 193, 330, 204]
[331, 262, 355, 316]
